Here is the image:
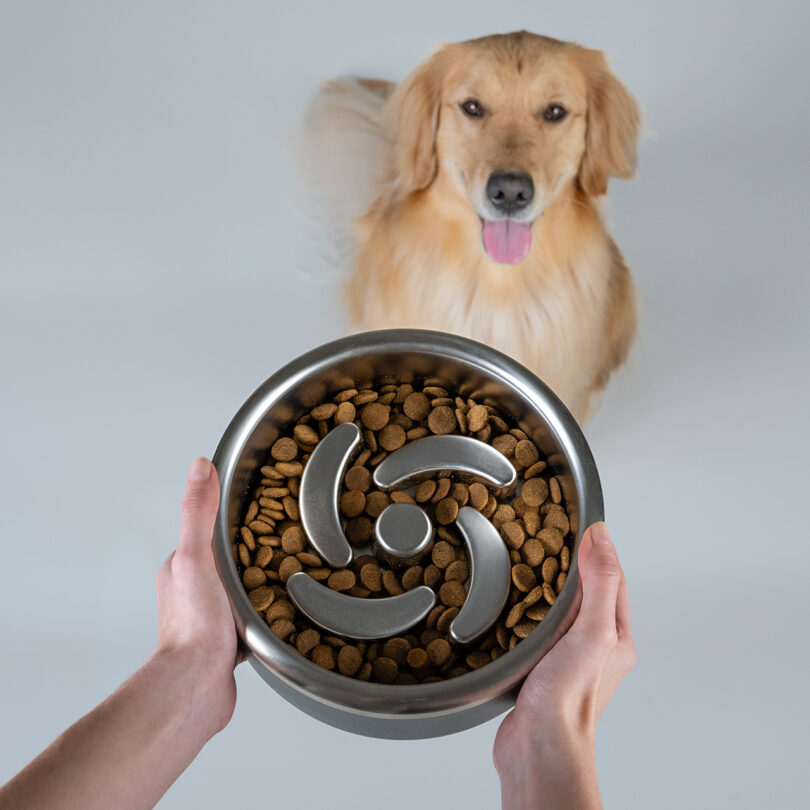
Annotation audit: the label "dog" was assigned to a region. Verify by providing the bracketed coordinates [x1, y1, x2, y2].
[290, 31, 641, 423]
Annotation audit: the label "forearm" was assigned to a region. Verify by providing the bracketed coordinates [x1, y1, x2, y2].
[0, 646, 222, 810]
[497, 727, 602, 810]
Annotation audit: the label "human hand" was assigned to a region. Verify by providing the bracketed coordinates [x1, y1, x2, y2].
[493, 522, 636, 810]
[154, 457, 240, 736]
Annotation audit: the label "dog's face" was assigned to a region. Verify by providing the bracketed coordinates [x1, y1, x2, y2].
[387, 33, 640, 265]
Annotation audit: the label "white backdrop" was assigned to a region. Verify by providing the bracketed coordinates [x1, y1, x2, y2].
[1, 1, 808, 807]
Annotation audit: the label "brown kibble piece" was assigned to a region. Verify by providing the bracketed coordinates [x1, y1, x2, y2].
[426, 638, 452, 666]
[311, 645, 336, 670]
[513, 619, 538, 639]
[542, 557, 560, 583]
[360, 562, 383, 592]
[505, 602, 526, 628]
[242, 566, 266, 589]
[466, 404, 488, 432]
[466, 651, 491, 669]
[468, 482, 489, 510]
[401, 565, 424, 590]
[270, 437, 298, 461]
[549, 476, 562, 504]
[525, 602, 550, 621]
[294, 424, 320, 446]
[492, 433, 517, 457]
[379, 423, 406, 451]
[360, 402, 390, 430]
[248, 586, 275, 611]
[543, 511, 570, 535]
[414, 479, 437, 502]
[423, 564, 442, 589]
[436, 607, 460, 634]
[334, 401, 356, 424]
[521, 477, 549, 507]
[337, 645, 363, 676]
[431, 540, 455, 568]
[435, 497, 459, 525]
[407, 648, 428, 669]
[445, 560, 469, 582]
[372, 656, 399, 684]
[403, 392, 430, 420]
[383, 570, 404, 595]
[344, 465, 371, 492]
[296, 628, 320, 655]
[514, 439, 540, 468]
[439, 580, 466, 607]
[269, 618, 295, 640]
[311, 402, 337, 420]
[327, 569, 356, 591]
[364, 490, 389, 517]
[281, 526, 306, 554]
[340, 490, 366, 518]
[522, 538, 545, 567]
[428, 405, 456, 434]
[501, 521, 525, 550]
[382, 638, 411, 666]
[561, 545, 570, 572]
[266, 600, 295, 622]
[542, 582, 557, 605]
[537, 527, 565, 555]
[278, 556, 303, 582]
[522, 585, 544, 607]
[345, 516, 373, 544]
[512, 563, 537, 592]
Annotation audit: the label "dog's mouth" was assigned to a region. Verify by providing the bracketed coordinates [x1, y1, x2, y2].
[480, 218, 533, 265]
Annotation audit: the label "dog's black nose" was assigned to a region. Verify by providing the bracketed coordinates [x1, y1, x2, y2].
[486, 172, 534, 214]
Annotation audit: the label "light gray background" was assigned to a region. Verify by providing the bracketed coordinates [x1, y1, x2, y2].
[1, 1, 808, 807]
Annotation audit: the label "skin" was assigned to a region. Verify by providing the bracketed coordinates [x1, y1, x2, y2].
[0, 459, 634, 809]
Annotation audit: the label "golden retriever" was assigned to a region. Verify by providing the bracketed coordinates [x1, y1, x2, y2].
[291, 31, 641, 422]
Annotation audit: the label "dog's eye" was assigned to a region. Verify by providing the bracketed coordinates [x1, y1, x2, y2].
[543, 103, 568, 122]
[460, 98, 484, 118]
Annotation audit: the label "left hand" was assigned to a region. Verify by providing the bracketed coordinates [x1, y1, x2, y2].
[154, 457, 240, 734]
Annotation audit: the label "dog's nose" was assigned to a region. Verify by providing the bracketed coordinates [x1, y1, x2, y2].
[486, 172, 534, 214]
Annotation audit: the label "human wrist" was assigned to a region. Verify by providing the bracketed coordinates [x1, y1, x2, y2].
[496, 717, 600, 810]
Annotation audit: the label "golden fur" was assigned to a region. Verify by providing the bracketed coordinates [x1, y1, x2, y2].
[292, 32, 640, 422]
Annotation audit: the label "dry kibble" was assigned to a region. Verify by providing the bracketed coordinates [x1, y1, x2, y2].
[514, 439, 540, 468]
[270, 437, 298, 461]
[426, 638, 452, 666]
[360, 562, 383, 592]
[340, 490, 366, 518]
[337, 645, 363, 676]
[431, 540, 455, 568]
[327, 569, 356, 591]
[246, 587, 273, 612]
[466, 404, 488, 432]
[242, 566, 266, 589]
[278, 556, 303, 582]
[296, 628, 320, 655]
[280, 526, 305, 554]
[403, 392, 430, 420]
[521, 477, 549, 507]
[439, 580, 466, 607]
[238, 374, 570, 683]
[415, 479, 437, 502]
[445, 560, 469, 582]
[501, 521, 525, 550]
[379, 423, 406, 451]
[345, 516, 373, 544]
[334, 401, 356, 424]
[511, 563, 537, 592]
[542, 557, 560, 584]
[269, 618, 295, 640]
[428, 405, 457, 434]
[361, 402, 390, 430]
[468, 482, 489, 510]
[537, 527, 565, 556]
[311, 645, 336, 670]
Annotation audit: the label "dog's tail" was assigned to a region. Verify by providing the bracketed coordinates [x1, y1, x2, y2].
[286, 76, 395, 276]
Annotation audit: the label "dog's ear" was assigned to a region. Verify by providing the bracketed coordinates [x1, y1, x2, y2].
[386, 50, 446, 193]
[577, 50, 640, 197]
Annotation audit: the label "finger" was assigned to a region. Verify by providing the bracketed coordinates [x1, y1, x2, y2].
[615, 569, 633, 645]
[177, 457, 220, 558]
[573, 522, 621, 649]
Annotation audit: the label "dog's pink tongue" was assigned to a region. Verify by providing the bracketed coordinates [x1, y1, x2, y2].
[482, 219, 532, 265]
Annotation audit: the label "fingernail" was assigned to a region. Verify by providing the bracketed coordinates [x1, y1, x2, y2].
[188, 457, 212, 481]
[590, 522, 611, 545]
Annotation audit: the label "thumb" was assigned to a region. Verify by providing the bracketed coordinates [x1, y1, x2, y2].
[572, 522, 621, 649]
[177, 457, 220, 557]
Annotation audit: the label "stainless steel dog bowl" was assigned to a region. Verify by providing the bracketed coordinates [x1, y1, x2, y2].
[212, 329, 603, 739]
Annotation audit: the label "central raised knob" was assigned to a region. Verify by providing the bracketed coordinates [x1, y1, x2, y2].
[373, 503, 433, 568]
